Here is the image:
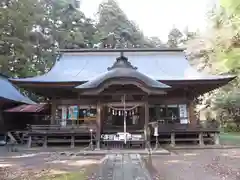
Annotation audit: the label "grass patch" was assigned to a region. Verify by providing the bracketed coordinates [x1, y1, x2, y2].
[39, 172, 86, 180]
[220, 132, 240, 145]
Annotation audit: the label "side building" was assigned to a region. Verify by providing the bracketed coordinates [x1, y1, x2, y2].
[0, 73, 35, 144]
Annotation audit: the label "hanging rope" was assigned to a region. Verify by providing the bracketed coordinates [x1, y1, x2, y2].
[108, 104, 140, 111]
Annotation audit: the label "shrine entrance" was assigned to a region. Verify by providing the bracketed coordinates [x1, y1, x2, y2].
[100, 94, 146, 149]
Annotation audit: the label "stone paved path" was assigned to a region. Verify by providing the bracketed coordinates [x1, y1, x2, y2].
[95, 153, 152, 180]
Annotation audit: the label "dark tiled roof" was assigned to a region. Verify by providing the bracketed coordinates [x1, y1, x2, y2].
[0, 75, 35, 104]
[10, 49, 234, 83]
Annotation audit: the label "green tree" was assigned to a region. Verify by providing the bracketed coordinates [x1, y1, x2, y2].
[0, 0, 51, 77]
[186, 0, 240, 127]
[95, 0, 156, 48]
[167, 27, 183, 48]
[44, 0, 97, 49]
[0, 0, 97, 78]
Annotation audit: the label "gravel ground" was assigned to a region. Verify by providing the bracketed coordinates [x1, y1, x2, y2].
[1, 147, 240, 180]
[148, 148, 240, 180]
[0, 149, 103, 179]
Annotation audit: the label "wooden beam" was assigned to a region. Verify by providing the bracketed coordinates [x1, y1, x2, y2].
[106, 101, 145, 107]
[148, 97, 189, 104]
[55, 99, 98, 105]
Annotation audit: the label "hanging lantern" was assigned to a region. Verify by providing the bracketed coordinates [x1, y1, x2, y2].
[108, 107, 111, 113]
[118, 110, 121, 116]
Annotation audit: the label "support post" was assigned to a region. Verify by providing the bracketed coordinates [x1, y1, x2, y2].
[199, 132, 204, 146]
[144, 97, 149, 149]
[51, 98, 57, 124]
[171, 132, 175, 147]
[71, 135, 75, 148]
[188, 100, 196, 124]
[27, 136, 32, 148]
[96, 101, 101, 150]
[43, 135, 47, 148]
[154, 122, 159, 149]
[0, 107, 4, 134]
[214, 132, 220, 145]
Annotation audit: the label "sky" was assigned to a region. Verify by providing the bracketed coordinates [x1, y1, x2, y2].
[81, 0, 216, 42]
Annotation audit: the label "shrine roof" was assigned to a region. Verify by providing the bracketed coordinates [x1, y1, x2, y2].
[10, 48, 234, 83]
[0, 74, 35, 104]
[76, 55, 170, 90]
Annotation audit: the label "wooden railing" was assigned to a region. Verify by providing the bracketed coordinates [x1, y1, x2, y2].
[27, 124, 97, 134]
[154, 122, 220, 133]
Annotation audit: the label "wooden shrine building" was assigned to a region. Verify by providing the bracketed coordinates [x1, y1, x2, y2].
[10, 48, 234, 149]
[0, 73, 35, 144]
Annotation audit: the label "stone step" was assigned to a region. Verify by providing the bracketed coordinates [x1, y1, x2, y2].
[96, 153, 152, 180]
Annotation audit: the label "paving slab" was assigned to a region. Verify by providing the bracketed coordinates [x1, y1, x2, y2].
[94, 153, 152, 180]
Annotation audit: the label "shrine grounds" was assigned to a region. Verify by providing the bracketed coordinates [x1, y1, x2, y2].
[0, 147, 240, 180]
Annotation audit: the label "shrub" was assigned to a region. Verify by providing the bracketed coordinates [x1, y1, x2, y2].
[224, 123, 240, 132]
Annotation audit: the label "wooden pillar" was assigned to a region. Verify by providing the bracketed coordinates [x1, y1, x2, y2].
[188, 100, 196, 124]
[51, 98, 57, 124]
[144, 97, 149, 149]
[96, 101, 101, 150]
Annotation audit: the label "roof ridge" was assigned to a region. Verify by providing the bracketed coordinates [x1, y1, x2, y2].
[59, 48, 185, 53]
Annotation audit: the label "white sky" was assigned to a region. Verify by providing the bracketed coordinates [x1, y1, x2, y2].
[81, 0, 215, 42]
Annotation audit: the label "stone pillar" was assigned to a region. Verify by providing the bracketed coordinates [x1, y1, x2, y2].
[96, 101, 102, 150]
[51, 98, 57, 124]
[144, 97, 149, 149]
